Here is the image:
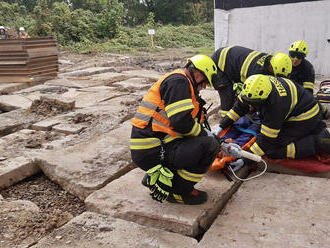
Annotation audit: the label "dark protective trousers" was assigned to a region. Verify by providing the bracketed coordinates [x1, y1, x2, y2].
[131, 136, 220, 194]
[262, 112, 326, 159]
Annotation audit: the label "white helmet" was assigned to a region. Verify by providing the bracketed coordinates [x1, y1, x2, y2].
[0, 26, 5, 30]
[19, 27, 25, 31]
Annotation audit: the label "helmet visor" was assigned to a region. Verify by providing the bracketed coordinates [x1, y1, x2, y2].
[289, 51, 304, 60]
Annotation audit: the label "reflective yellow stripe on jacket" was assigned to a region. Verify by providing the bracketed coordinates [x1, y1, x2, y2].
[220, 110, 228, 118]
[130, 135, 183, 150]
[287, 103, 320, 121]
[183, 119, 201, 136]
[177, 169, 204, 182]
[240, 51, 261, 82]
[165, 99, 194, 118]
[226, 109, 240, 122]
[286, 142, 296, 159]
[250, 142, 265, 156]
[303, 82, 314, 90]
[217, 46, 233, 71]
[283, 78, 298, 119]
[260, 124, 280, 138]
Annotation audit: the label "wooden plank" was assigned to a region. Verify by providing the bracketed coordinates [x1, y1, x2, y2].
[26, 47, 58, 58]
[0, 61, 27, 65]
[0, 45, 24, 52]
[0, 76, 34, 83]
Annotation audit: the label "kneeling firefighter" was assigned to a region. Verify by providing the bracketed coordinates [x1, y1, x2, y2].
[130, 55, 239, 205]
[216, 74, 330, 163]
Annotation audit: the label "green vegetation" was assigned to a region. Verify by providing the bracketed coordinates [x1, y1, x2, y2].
[0, 0, 214, 53]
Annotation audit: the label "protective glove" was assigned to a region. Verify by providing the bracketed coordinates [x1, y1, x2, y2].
[146, 164, 173, 203]
[221, 142, 242, 157]
[229, 158, 244, 171]
[204, 128, 214, 137]
[212, 126, 223, 136]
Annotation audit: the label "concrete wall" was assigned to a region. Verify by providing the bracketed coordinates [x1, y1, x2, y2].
[214, 1, 330, 76]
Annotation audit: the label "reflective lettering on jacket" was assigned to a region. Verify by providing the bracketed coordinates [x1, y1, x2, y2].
[270, 77, 287, 97]
[131, 69, 202, 137]
[256, 55, 268, 67]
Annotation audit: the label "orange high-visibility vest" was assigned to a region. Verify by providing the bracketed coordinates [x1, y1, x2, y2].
[132, 69, 203, 137]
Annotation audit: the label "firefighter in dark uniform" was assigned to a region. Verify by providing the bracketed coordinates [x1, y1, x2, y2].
[130, 55, 238, 205]
[288, 40, 328, 119]
[211, 46, 292, 120]
[288, 40, 315, 94]
[217, 74, 329, 160]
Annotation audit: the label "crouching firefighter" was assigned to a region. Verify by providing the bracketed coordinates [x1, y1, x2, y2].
[215, 74, 330, 165]
[130, 55, 238, 205]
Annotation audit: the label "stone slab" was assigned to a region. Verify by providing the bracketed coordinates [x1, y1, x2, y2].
[44, 78, 104, 88]
[52, 123, 85, 135]
[198, 173, 330, 248]
[0, 82, 32, 94]
[90, 72, 132, 83]
[0, 200, 40, 248]
[121, 69, 163, 81]
[112, 77, 152, 91]
[37, 121, 133, 200]
[0, 95, 32, 111]
[0, 156, 39, 189]
[31, 119, 61, 131]
[60, 67, 115, 78]
[85, 168, 243, 237]
[32, 211, 198, 248]
[0, 109, 40, 137]
[60, 88, 125, 108]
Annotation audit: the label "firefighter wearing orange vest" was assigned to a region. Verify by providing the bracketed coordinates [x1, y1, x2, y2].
[18, 27, 29, 39]
[130, 55, 238, 205]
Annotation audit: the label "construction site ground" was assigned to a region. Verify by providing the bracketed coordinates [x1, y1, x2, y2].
[0, 49, 329, 248]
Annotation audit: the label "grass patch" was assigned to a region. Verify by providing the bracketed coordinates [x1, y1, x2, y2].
[62, 23, 214, 54]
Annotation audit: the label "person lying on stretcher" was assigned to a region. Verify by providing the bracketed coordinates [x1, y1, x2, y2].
[210, 113, 260, 172]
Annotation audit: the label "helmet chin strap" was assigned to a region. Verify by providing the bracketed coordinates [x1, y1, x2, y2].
[189, 67, 202, 89]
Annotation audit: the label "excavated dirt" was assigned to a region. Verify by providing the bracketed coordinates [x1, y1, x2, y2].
[28, 97, 75, 117]
[0, 173, 86, 246]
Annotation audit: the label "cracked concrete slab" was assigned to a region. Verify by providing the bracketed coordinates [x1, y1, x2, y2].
[0, 82, 32, 94]
[85, 168, 244, 237]
[45, 78, 104, 88]
[198, 173, 330, 248]
[0, 156, 39, 189]
[0, 95, 32, 111]
[90, 72, 133, 83]
[0, 109, 40, 137]
[37, 121, 133, 200]
[121, 69, 163, 81]
[32, 212, 198, 248]
[60, 67, 115, 78]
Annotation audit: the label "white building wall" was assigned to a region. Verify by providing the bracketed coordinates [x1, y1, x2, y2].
[214, 1, 330, 76]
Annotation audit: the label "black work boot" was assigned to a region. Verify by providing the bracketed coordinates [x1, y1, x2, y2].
[167, 189, 208, 205]
[316, 128, 330, 154]
[141, 174, 149, 188]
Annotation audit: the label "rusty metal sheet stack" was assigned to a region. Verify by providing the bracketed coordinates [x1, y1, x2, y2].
[0, 37, 58, 82]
